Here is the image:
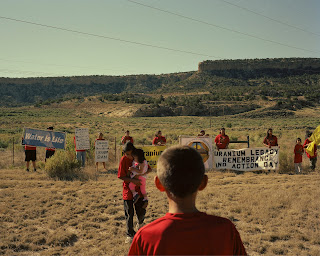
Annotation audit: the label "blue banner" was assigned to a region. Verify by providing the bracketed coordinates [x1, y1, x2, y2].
[23, 128, 66, 149]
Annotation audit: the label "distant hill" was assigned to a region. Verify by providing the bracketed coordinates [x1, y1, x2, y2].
[1, 58, 319, 117]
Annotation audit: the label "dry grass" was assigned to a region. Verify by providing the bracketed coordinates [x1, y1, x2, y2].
[1, 168, 319, 255]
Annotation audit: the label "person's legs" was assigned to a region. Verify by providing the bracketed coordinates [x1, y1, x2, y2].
[26, 161, 30, 171]
[139, 177, 148, 200]
[311, 157, 317, 171]
[134, 198, 146, 225]
[81, 151, 86, 167]
[32, 161, 36, 171]
[124, 200, 135, 238]
[128, 182, 137, 196]
[76, 151, 81, 162]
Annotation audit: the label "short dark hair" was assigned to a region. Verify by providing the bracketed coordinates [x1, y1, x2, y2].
[123, 142, 135, 153]
[132, 148, 146, 163]
[157, 145, 205, 198]
[297, 138, 301, 142]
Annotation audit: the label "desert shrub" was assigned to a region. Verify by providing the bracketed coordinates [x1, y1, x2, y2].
[45, 151, 87, 181]
[279, 151, 294, 174]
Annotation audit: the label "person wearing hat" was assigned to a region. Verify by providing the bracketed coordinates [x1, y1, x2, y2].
[121, 130, 134, 145]
[45, 126, 55, 162]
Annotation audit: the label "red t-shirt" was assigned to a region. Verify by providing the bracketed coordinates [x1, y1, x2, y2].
[118, 155, 142, 200]
[152, 136, 166, 145]
[25, 145, 36, 150]
[214, 134, 230, 149]
[128, 212, 247, 255]
[122, 136, 134, 144]
[263, 135, 278, 147]
[74, 136, 85, 152]
[294, 144, 304, 163]
[303, 138, 317, 159]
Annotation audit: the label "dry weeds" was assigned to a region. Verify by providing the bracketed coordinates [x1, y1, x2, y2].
[1, 168, 319, 255]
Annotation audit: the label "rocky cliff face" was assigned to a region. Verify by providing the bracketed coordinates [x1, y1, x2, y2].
[198, 58, 320, 72]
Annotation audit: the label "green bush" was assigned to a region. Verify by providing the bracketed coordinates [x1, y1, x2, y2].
[45, 151, 87, 181]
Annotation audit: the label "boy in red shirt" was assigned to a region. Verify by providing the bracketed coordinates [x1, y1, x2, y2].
[294, 138, 304, 174]
[303, 132, 317, 171]
[129, 145, 247, 255]
[214, 128, 230, 150]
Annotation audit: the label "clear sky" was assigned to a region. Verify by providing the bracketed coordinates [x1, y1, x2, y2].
[1, 0, 319, 78]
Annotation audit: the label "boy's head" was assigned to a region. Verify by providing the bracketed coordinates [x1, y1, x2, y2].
[296, 138, 301, 144]
[156, 145, 206, 198]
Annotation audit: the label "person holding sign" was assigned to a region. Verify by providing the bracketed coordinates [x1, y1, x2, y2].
[95, 132, 106, 171]
[121, 130, 134, 145]
[263, 128, 278, 148]
[45, 127, 55, 162]
[74, 136, 86, 167]
[128, 146, 247, 255]
[128, 149, 149, 209]
[152, 130, 166, 146]
[22, 137, 37, 172]
[303, 132, 317, 171]
[214, 128, 230, 150]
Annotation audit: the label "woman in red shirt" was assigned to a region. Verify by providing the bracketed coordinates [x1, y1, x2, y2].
[214, 128, 230, 150]
[263, 128, 278, 148]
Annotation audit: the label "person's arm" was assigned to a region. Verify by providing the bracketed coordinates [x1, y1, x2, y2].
[263, 137, 269, 147]
[152, 137, 157, 145]
[119, 175, 142, 186]
[121, 136, 125, 144]
[226, 136, 230, 148]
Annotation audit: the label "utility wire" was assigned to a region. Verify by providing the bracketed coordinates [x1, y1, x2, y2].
[127, 0, 320, 54]
[0, 16, 221, 59]
[220, 0, 320, 37]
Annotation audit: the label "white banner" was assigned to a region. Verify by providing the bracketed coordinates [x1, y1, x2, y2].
[179, 136, 213, 169]
[75, 128, 90, 150]
[214, 147, 279, 171]
[95, 140, 109, 162]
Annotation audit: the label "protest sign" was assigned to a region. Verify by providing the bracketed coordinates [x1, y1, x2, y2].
[95, 140, 109, 162]
[75, 128, 90, 150]
[179, 136, 213, 169]
[121, 145, 167, 168]
[214, 147, 279, 171]
[23, 128, 66, 149]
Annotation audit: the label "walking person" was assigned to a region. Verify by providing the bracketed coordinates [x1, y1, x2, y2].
[118, 142, 151, 244]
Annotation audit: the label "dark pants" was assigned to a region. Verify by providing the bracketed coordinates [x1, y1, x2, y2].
[310, 157, 317, 170]
[124, 198, 146, 237]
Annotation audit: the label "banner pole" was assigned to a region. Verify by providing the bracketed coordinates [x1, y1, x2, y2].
[12, 137, 14, 166]
[114, 137, 117, 162]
